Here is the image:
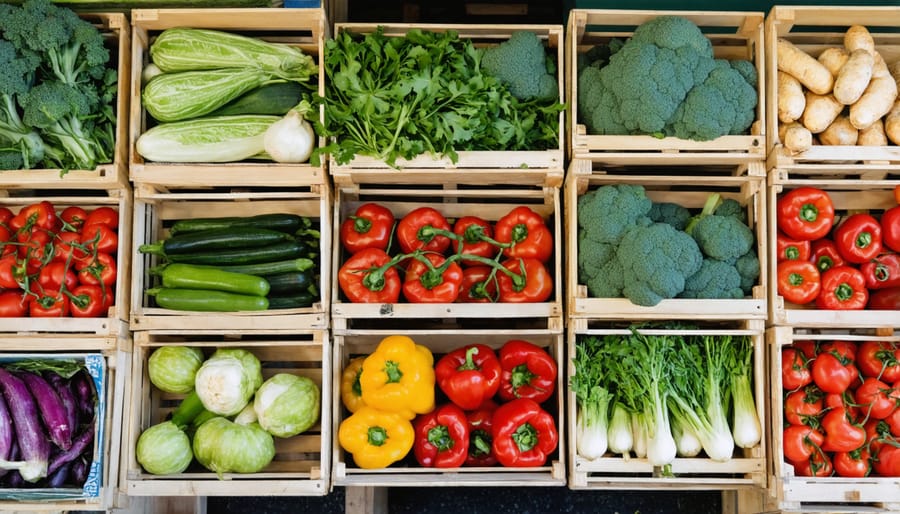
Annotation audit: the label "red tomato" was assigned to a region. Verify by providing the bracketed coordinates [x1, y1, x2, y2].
[833, 448, 871, 478]
[52, 231, 89, 265]
[783, 425, 825, 463]
[793, 451, 834, 477]
[68, 284, 109, 318]
[82, 206, 118, 230]
[793, 340, 818, 359]
[821, 407, 867, 453]
[59, 206, 88, 230]
[856, 341, 900, 382]
[782, 347, 812, 390]
[821, 340, 857, 362]
[812, 352, 856, 394]
[0, 207, 14, 225]
[873, 445, 900, 477]
[37, 261, 78, 293]
[0, 291, 27, 317]
[825, 392, 862, 423]
[28, 291, 70, 318]
[855, 378, 896, 420]
[886, 405, 900, 437]
[0, 254, 23, 290]
[79, 224, 118, 254]
[784, 387, 824, 426]
[76, 252, 117, 287]
[10, 201, 58, 232]
[17, 228, 52, 275]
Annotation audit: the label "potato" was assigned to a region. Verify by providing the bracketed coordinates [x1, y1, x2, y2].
[819, 115, 859, 146]
[818, 47, 849, 77]
[858, 119, 888, 146]
[780, 122, 813, 154]
[778, 71, 806, 123]
[890, 60, 900, 89]
[844, 25, 876, 56]
[777, 38, 834, 95]
[801, 92, 843, 133]
[886, 99, 900, 145]
[849, 53, 898, 130]
[833, 49, 874, 105]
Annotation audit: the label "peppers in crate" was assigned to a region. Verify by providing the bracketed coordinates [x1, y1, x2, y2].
[816, 266, 868, 310]
[413, 403, 469, 468]
[341, 356, 366, 414]
[496, 258, 553, 303]
[457, 266, 498, 303]
[869, 287, 900, 310]
[396, 207, 452, 254]
[861, 253, 900, 289]
[834, 213, 883, 264]
[340, 203, 395, 254]
[465, 401, 498, 467]
[402, 252, 463, 303]
[777, 187, 835, 241]
[492, 398, 558, 467]
[359, 335, 435, 420]
[809, 239, 844, 274]
[777, 260, 821, 305]
[497, 339, 557, 404]
[883, 205, 900, 253]
[337, 248, 402, 304]
[453, 216, 498, 263]
[494, 206, 553, 263]
[777, 232, 811, 262]
[435, 344, 501, 411]
[338, 406, 414, 469]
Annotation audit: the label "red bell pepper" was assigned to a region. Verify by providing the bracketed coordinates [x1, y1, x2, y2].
[457, 266, 498, 303]
[492, 398, 558, 467]
[402, 252, 463, 303]
[868, 287, 900, 310]
[882, 205, 900, 253]
[777, 187, 835, 241]
[465, 401, 498, 467]
[835, 213, 883, 264]
[816, 265, 868, 310]
[338, 248, 402, 303]
[777, 231, 811, 261]
[493, 206, 553, 263]
[396, 207, 452, 254]
[452, 216, 499, 263]
[777, 260, 821, 305]
[861, 253, 900, 290]
[435, 344, 502, 411]
[809, 239, 844, 273]
[498, 339, 557, 404]
[496, 258, 553, 303]
[340, 203, 395, 255]
[413, 403, 469, 468]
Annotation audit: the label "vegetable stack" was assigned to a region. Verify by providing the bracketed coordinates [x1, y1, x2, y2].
[139, 213, 320, 312]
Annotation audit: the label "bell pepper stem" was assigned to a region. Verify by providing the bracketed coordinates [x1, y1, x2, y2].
[367, 426, 388, 447]
[834, 283, 854, 302]
[427, 425, 454, 452]
[459, 346, 480, 371]
[350, 215, 373, 235]
[512, 422, 538, 453]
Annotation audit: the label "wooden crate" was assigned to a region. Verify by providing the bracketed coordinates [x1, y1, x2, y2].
[0, 348, 128, 512]
[331, 184, 563, 333]
[129, 183, 330, 331]
[767, 326, 900, 513]
[565, 9, 766, 166]
[565, 159, 768, 320]
[0, 13, 130, 190]
[123, 330, 330, 497]
[765, 6, 900, 172]
[767, 180, 899, 327]
[332, 328, 566, 487]
[327, 23, 565, 188]
[128, 8, 327, 188]
[0, 188, 132, 338]
[567, 318, 767, 490]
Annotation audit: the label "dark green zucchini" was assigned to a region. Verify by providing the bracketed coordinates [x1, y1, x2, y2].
[140, 227, 294, 255]
[169, 213, 307, 235]
[165, 240, 306, 266]
[211, 258, 315, 276]
[267, 292, 316, 310]
[207, 82, 306, 117]
[263, 271, 313, 296]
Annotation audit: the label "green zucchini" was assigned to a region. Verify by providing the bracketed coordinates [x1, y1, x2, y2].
[267, 292, 316, 310]
[208, 83, 306, 117]
[212, 258, 315, 276]
[165, 240, 307, 266]
[140, 227, 295, 255]
[169, 213, 306, 236]
[263, 271, 313, 296]
[159, 263, 270, 297]
[146, 288, 269, 312]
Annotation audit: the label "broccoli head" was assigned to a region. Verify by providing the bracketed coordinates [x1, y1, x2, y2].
[714, 198, 747, 224]
[616, 222, 703, 306]
[577, 184, 652, 245]
[629, 15, 713, 56]
[482, 31, 558, 102]
[735, 250, 760, 295]
[680, 259, 744, 299]
[686, 193, 755, 263]
[649, 201, 692, 230]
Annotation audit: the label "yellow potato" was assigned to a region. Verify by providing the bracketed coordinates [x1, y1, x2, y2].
[801, 92, 843, 134]
[777, 38, 834, 95]
[844, 25, 876, 56]
[885, 99, 900, 145]
[780, 122, 813, 154]
[819, 115, 859, 146]
[833, 49, 874, 105]
[858, 119, 888, 146]
[818, 47, 849, 77]
[849, 53, 898, 130]
[889, 60, 900, 90]
[777, 71, 806, 123]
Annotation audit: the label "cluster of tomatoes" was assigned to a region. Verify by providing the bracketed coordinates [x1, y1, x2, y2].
[775, 186, 900, 311]
[337, 203, 554, 304]
[782, 340, 900, 477]
[0, 201, 119, 318]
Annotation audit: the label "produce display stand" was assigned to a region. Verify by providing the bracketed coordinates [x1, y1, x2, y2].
[128, 8, 328, 188]
[122, 330, 331, 497]
[0, 12, 131, 190]
[565, 9, 767, 165]
[764, 6, 900, 172]
[766, 326, 900, 513]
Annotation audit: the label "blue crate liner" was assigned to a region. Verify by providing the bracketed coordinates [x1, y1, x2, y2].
[284, 0, 321, 6]
[0, 353, 106, 502]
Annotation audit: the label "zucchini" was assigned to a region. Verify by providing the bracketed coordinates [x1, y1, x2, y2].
[165, 240, 306, 266]
[159, 263, 270, 297]
[140, 227, 295, 256]
[211, 258, 315, 276]
[170, 213, 306, 235]
[267, 292, 316, 310]
[208, 82, 306, 117]
[263, 271, 313, 296]
[146, 288, 269, 312]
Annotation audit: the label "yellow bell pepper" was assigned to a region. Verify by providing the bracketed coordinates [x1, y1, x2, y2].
[341, 356, 367, 413]
[338, 406, 414, 469]
[360, 335, 435, 419]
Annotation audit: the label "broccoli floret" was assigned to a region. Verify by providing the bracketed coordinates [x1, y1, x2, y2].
[649, 202, 692, 230]
[680, 259, 744, 299]
[735, 250, 760, 295]
[714, 198, 747, 224]
[616, 222, 703, 306]
[577, 229, 616, 279]
[730, 59, 758, 87]
[629, 15, 714, 55]
[577, 184, 652, 245]
[482, 31, 558, 102]
[586, 258, 626, 299]
[687, 193, 755, 263]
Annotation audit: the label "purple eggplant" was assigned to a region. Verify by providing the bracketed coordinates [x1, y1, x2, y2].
[0, 393, 12, 477]
[70, 370, 95, 424]
[47, 423, 94, 476]
[18, 371, 72, 451]
[0, 367, 49, 482]
[46, 461, 70, 488]
[70, 456, 89, 486]
[2, 442, 19, 486]
[45, 372, 78, 440]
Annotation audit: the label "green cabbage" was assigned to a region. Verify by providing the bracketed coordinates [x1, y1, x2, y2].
[136, 421, 193, 475]
[192, 413, 275, 476]
[194, 348, 262, 416]
[147, 346, 204, 394]
[254, 373, 320, 438]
